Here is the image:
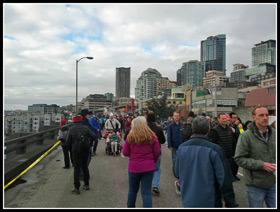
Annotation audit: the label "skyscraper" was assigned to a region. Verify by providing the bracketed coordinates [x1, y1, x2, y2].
[201, 34, 226, 75]
[252, 39, 276, 67]
[115, 67, 131, 98]
[135, 68, 162, 100]
[179, 60, 204, 87]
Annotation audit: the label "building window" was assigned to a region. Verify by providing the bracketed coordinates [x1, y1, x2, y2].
[268, 87, 275, 93]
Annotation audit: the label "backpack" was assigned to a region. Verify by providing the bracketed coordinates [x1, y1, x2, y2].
[181, 123, 193, 143]
[76, 133, 90, 153]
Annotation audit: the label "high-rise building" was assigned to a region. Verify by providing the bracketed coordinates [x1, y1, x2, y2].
[135, 68, 162, 100]
[201, 34, 226, 75]
[252, 40, 276, 67]
[176, 69, 182, 86]
[115, 67, 131, 98]
[178, 60, 204, 87]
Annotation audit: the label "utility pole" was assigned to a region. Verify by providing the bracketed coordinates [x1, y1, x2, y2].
[214, 77, 218, 117]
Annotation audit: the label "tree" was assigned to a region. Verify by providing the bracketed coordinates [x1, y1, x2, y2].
[143, 93, 175, 119]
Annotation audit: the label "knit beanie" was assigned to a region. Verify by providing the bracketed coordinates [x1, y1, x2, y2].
[225, 113, 231, 119]
[147, 111, 156, 123]
[73, 115, 83, 123]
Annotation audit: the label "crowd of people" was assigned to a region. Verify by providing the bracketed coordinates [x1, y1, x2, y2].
[56, 106, 276, 208]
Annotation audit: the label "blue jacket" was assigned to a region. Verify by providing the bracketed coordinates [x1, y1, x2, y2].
[174, 134, 236, 208]
[167, 121, 183, 148]
[89, 116, 101, 135]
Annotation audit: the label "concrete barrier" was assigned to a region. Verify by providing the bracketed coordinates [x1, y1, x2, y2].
[4, 128, 59, 185]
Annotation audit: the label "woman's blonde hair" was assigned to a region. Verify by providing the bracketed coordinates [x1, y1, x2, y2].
[127, 116, 156, 145]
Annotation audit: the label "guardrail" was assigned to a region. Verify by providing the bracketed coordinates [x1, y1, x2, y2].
[4, 127, 60, 185]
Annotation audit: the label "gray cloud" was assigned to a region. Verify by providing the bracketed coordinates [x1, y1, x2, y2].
[3, 3, 276, 110]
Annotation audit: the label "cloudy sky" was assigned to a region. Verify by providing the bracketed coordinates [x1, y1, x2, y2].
[3, 3, 276, 110]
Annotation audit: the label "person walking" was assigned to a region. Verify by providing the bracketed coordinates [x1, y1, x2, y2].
[174, 116, 238, 208]
[105, 113, 121, 133]
[167, 111, 183, 194]
[181, 111, 195, 142]
[243, 120, 252, 131]
[208, 113, 236, 179]
[229, 112, 244, 181]
[146, 111, 166, 195]
[234, 106, 276, 208]
[80, 109, 97, 179]
[65, 115, 98, 194]
[89, 113, 102, 156]
[165, 116, 173, 135]
[123, 116, 161, 208]
[125, 116, 132, 133]
[57, 119, 73, 169]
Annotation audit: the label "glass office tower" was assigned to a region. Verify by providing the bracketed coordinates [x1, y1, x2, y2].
[201, 34, 226, 75]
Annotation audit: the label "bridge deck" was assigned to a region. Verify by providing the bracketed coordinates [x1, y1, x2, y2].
[4, 137, 249, 208]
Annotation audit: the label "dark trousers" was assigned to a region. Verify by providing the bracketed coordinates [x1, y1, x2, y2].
[226, 157, 235, 179]
[232, 160, 239, 177]
[73, 152, 89, 189]
[93, 139, 99, 153]
[62, 146, 73, 167]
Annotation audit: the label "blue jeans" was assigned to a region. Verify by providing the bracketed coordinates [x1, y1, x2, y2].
[246, 184, 276, 208]
[171, 148, 178, 177]
[127, 171, 154, 208]
[152, 154, 161, 188]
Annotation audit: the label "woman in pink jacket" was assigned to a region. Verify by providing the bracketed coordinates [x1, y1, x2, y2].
[123, 116, 161, 208]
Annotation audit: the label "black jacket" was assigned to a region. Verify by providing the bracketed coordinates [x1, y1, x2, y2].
[124, 128, 131, 141]
[82, 117, 93, 131]
[208, 124, 236, 159]
[147, 122, 166, 146]
[66, 122, 97, 154]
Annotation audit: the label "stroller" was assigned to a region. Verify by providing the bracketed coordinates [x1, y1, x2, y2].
[105, 130, 123, 156]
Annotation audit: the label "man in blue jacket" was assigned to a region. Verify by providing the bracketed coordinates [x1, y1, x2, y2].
[174, 116, 238, 208]
[167, 111, 183, 192]
[89, 113, 102, 156]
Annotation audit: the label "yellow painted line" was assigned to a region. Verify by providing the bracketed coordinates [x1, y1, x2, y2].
[4, 140, 61, 190]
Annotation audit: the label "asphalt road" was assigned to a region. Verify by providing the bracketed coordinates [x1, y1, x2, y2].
[4, 136, 249, 208]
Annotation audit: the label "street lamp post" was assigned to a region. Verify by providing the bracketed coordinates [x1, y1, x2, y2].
[76, 56, 94, 114]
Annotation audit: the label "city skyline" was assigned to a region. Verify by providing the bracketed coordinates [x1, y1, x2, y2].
[3, 3, 276, 110]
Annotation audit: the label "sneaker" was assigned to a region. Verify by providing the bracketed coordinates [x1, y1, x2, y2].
[175, 181, 181, 195]
[234, 176, 241, 181]
[82, 185, 90, 190]
[71, 188, 80, 194]
[152, 187, 160, 195]
[225, 203, 239, 208]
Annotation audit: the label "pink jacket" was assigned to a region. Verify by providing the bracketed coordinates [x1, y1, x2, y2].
[123, 136, 161, 173]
